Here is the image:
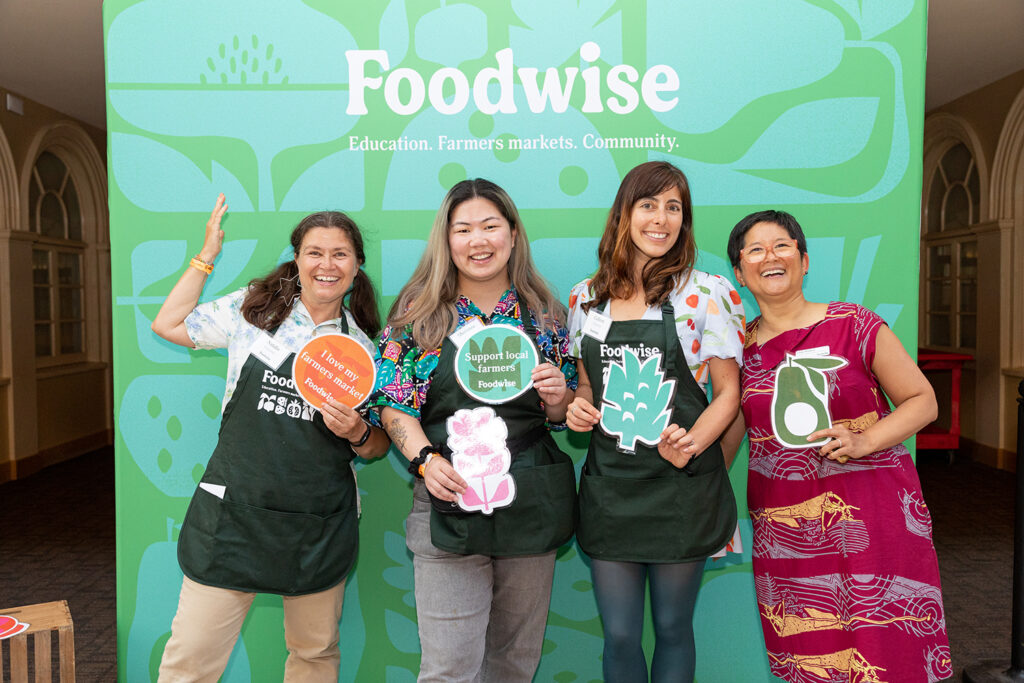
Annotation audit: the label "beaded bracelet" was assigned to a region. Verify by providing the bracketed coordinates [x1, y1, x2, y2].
[189, 256, 214, 275]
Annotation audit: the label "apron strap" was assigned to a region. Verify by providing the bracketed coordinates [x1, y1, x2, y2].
[661, 302, 678, 378]
[662, 301, 711, 409]
[516, 296, 537, 336]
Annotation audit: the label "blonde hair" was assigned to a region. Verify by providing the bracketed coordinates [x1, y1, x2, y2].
[388, 179, 565, 350]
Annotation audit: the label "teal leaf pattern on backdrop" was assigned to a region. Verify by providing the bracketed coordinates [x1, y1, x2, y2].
[414, 5, 488, 66]
[509, 0, 622, 66]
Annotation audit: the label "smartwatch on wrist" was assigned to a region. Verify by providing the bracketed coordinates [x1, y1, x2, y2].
[350, 421, 372, 448]
[408, 445, 442, 479]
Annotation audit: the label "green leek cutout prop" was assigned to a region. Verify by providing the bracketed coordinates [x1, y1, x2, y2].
[599, 349, 676, 453]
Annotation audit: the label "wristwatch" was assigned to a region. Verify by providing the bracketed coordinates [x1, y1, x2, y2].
[350, 421, 372, 448]
[408, 445, 442, 478]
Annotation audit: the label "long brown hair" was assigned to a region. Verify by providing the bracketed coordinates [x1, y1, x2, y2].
[586, 161, 696, 311]
[241, 211, 381, 336]
[388, 178, 564, 350]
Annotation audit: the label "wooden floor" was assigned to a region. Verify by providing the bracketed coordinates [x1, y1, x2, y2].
[0, 446, 1015, 681]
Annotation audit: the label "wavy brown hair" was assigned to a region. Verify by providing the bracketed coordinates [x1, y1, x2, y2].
[241, 211, 380, 336]
[388, 178, 564, 350]
[585, 161, 696, 311]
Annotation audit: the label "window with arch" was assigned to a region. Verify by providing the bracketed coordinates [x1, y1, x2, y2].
[29, 150, 85, 361]
[921, 142, 979, 351]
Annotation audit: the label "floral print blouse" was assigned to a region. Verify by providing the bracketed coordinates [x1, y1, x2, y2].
[369, 288, 578, 421]
[566, 270, 745, 388]
[185, 287, 377, 415]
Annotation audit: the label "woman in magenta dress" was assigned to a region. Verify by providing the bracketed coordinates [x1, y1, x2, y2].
[726, 210, 952, 683]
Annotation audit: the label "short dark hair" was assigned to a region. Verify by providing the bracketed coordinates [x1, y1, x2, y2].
[727, 209, 808, 268]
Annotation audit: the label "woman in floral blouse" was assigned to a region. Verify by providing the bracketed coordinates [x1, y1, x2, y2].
[369, 178, 578, 682]
[566, 161, 744, 683]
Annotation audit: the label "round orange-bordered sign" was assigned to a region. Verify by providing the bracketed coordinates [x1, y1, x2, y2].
[292, 333, 376, 410]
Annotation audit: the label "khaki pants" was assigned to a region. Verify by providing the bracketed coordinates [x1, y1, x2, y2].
[158, 576, 345, 683]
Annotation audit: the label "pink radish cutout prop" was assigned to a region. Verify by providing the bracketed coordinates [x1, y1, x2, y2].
[446, 406, 517, 514]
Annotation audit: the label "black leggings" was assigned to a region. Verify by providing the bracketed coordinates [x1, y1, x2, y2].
[591, 558, 706, 683]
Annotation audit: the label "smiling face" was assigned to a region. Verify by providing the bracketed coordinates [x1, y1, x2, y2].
[734, 221, 808, 300]
[295, 226, 359, 316]
[628, 185, 684, 267]
[448, 196, 516, 291]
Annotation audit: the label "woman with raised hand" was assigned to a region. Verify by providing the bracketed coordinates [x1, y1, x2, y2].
[152, 195, 390, 682]
[566, 161, 743, 683]
[369, 178, 577, 682]
[727, 209, 950, 683]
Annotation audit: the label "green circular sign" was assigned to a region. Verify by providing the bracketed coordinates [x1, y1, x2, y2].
[453, 324, 539, 404]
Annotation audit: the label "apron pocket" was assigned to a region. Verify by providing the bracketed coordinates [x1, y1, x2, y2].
[428, 460, 578, 556]
[578, 466, 736, 563]
[494, 460, 577, 553]
[179, 487, 356, 595]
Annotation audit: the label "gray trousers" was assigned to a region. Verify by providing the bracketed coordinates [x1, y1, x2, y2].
[406, 481, 556, 683]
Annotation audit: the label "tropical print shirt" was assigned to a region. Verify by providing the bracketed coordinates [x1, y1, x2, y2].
[186, 287, 377, 417]
[369, 287, 578, 421]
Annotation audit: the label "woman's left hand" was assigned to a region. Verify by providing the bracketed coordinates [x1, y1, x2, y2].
[321, 399, 370, 442]
[658, 423, 708, 469]
[531, 362, 567, 405]
[807, 425, 872, 463]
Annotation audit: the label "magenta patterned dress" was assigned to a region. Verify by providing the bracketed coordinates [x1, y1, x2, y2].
[742, 302, 951, 683]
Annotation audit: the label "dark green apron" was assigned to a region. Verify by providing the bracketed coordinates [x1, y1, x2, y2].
[420, 305, 577, 556]
[577, 302, 736, 563]
[177, 319, 360, 596]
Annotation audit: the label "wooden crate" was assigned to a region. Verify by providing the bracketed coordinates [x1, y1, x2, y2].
[0, 600, 75, 683]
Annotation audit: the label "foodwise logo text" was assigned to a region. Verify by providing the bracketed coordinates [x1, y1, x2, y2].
[346, 43, 679, 116]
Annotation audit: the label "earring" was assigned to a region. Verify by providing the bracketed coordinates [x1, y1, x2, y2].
[273, 272, 300, 299]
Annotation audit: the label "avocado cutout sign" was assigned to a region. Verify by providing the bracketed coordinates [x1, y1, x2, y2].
[770, 352, 849, 448]
[599, 348, 677, 453]
[454, 324, 539, 404]
[292, 334, 376, 411]
[446, 406, 517, 514]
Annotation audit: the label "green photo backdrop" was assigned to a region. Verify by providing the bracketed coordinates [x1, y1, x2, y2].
[105, 1, 927, 680]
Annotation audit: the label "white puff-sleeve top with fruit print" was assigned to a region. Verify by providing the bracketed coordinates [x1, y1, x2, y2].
[567, 270, 745, 389]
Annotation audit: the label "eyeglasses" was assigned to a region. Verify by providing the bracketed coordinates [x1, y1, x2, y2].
[740, 240, 798, 264]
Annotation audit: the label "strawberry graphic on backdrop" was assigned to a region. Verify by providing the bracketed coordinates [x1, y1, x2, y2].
[445, 407, 517, 514]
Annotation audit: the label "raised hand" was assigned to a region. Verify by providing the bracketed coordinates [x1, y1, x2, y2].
[199, 193, 228, 263]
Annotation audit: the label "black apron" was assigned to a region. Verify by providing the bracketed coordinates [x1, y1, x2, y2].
[419, 305, 577, 556]
[577, 302, 736, 563]
[177, 318, 360, 595]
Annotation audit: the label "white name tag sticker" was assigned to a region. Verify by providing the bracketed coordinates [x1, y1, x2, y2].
[583, 310, 612, 343]
[449, 317, 485, 348]
[251, 332, 290, 370]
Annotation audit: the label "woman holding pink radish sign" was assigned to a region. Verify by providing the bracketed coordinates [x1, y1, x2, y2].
[369, 178, 577, 682]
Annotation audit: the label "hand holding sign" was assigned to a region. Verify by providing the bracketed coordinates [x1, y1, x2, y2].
[531, 362, 567, 406]
[293, 334, 376, 411]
